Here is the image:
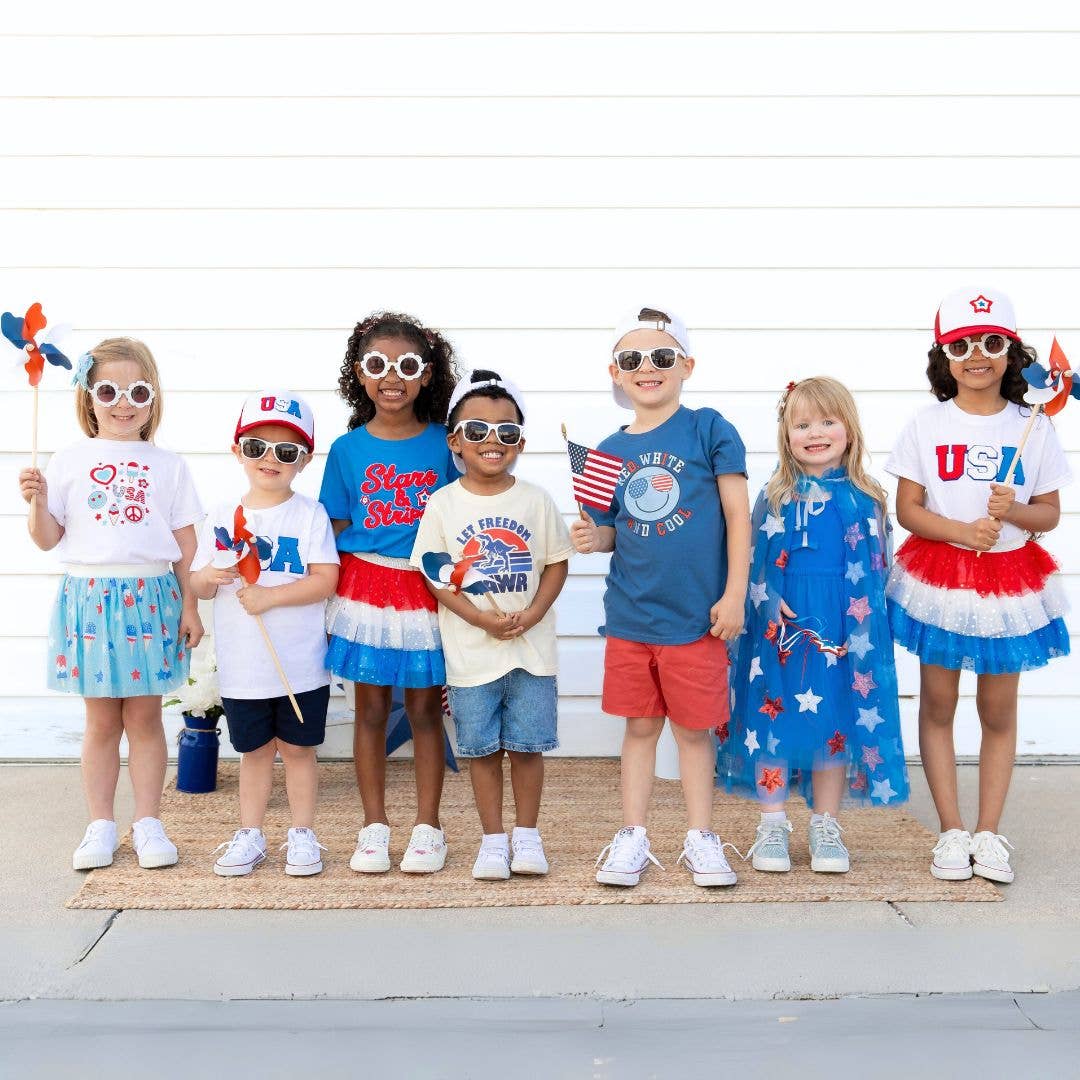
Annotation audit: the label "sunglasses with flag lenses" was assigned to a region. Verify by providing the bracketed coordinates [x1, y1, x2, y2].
[359, 351, 427, 381]
[238, 436, 306, 465]
[612, 347, 685, 372]
[89, 380, 155, 408]
[453, 420, 524, 446]
[945, 334, 1010, 361]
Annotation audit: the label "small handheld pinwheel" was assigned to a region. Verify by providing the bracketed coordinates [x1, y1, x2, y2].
[3, 301, 72, 469]
[214, 505, 305, 723]
[420, 551, 503, 613]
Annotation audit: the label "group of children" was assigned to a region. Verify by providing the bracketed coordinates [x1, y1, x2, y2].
[18, 288, 1070, 890]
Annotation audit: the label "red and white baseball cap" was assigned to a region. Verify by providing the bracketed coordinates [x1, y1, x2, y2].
[610, 305, 692, 409]
[234, 391, 315, 451]
[934, 287, 1020, 346]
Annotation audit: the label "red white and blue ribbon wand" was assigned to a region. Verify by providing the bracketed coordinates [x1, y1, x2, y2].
[213, 504, 305, 723]
[4, 302, 72, 530]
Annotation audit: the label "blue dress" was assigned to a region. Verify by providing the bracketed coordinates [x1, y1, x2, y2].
[719, 470, 910, 808]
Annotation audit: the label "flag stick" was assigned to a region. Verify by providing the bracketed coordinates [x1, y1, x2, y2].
[482, 591, 504, 615]
[560, 423, 588, 520]
[978, 403, 1042, 558]
[28, 384, 40, 531]
[254, 613, 305, 723]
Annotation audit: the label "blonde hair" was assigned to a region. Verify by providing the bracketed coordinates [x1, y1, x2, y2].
[75, 337, 164, 442]
[766, 376, 887, 514]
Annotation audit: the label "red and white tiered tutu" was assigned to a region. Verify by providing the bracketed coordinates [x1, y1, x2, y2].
[886, 536, 1070, 674]
[325, 552, 445, 688]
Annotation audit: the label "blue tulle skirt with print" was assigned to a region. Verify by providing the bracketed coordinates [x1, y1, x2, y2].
[47, 571, 190, 697]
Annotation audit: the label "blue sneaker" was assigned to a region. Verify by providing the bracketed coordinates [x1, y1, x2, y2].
[747, 818, 792, 872]
[809, 813, 850, 873]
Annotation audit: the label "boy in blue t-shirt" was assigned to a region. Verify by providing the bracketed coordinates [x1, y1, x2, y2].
[570, 306, 750, 889]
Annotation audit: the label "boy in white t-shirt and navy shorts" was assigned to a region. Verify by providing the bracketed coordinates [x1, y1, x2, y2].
[191, 392, 340, 877]
[411, 370, 572, 880]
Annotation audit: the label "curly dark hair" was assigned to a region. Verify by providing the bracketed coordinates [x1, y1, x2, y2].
[926, 339, 1036, 405]
[447, 369, 525, 428]
[337, 311, 459, 430]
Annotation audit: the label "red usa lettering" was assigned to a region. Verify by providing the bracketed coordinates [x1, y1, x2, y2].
[360, 462, 439, 495]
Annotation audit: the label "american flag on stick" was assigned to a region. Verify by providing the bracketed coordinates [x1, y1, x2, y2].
[563, 429, 624, 513]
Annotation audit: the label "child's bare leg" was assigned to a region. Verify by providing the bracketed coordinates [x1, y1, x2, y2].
[82, 697, 124, 821]
[621, 716, 664, 826]
[918, 664, 964, 832]
[122, 695, 167, 820]
[468, 751, 505, 834]
[353, 683, 391, 826]
[278, 740, 318, 829]
[973, 671, 1020, 834]
[404, 685, 446, 829]
[811, 764, 845, 818]
[238, 740, 276, 829]
[670, 723, 716, 831]
[507, 750, 543, 829]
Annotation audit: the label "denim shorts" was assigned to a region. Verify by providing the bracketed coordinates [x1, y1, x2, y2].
[447, 669, 558, 757]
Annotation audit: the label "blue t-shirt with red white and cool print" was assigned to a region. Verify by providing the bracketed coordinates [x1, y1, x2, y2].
[592, 405, 747, 645]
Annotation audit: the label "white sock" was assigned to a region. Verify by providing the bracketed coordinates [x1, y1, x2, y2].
[481, 832, 509, 851]
[761, 810, 787, 823]
[512, 826, 540, 843]
[810, 813, 824, 826]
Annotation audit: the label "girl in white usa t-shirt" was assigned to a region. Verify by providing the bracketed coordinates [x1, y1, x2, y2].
[886, 287, 1071, 888]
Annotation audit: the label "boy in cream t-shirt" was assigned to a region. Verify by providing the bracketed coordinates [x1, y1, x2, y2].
[411, 370, 571, 881]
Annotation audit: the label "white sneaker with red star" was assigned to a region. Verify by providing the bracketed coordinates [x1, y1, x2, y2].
[400, 824, 447, 873]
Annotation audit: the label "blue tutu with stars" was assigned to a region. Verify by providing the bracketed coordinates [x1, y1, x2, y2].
[47, 565, 190, 698]
[719, 471, 909, 809]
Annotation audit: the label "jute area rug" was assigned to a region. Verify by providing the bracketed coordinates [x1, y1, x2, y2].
[68, 759, 1000, 909]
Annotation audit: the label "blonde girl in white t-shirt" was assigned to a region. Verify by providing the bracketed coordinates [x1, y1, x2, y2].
[886, 288, 1071, 886]
[18, 338, 204, 872]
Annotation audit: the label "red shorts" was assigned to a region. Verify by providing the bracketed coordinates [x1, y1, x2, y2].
[602, 633, 730, 730]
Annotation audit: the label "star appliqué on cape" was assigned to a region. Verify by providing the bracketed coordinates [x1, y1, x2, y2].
[758, 767, 785, 795]
[749, 581, 769, 608]
[856, 706, 884, 733]
[845, 560, 866, 585]
[846, 596, 872, 624]
[872, 778, 898, 804]
[745, 729, 760, 754]
[795, 687, 823, 713]
[759, 696, 784, 720]
[760, 514, 785, 539]
[846, 632, 874, 660]
[862, 745, 884, 770]
[766, 732, 780, 755]
[827, 730, 847, 756]
[749, 656, 763, 682]
[851, 670, 877, 699]
[844, 523, 864, 550]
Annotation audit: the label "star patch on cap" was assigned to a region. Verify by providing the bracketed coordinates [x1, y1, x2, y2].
[969, 295, 993, 314]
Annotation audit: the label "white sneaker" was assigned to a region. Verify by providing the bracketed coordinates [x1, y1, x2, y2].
[212, 828, 267, 877]
[676, 829, 738, 887]
[72, 819, 119, 870]
[595, 826, 663, 887]
[350, 822, 391, 873]
[808, 814, 850, 874]
[931, 828, 973, 881]
[132, 817, 178, 869]
[472, 841, 511, 881]
[510, 831, 549, 876]
[282, 827, 327, 877]
[400, 824, 448, 873]
[971, 831, 1015, 884]
[746, 818, 793, 873]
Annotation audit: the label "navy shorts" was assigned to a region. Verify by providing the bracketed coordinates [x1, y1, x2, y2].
[222, 684, 329, 753]
[447, 670, 558, 758]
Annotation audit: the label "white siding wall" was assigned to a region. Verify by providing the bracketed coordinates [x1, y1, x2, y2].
[4, 3, 1080, 757]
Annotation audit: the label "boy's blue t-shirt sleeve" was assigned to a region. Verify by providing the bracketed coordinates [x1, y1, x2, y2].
[318, 435, 350, 521]
[703, 409, 747, 477]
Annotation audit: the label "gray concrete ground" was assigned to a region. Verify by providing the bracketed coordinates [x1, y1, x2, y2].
[3, 995, 1080, 1079]
[4, 762, 1080, 1004]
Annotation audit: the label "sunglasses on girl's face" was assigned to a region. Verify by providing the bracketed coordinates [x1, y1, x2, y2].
[358, 351, 427, 381]
[945, 334, 1010, 361]
[238, 437, 307, 465]
[612, 346, 686, 372]
[452, 420, 524, 446]
[89, 380, 155, 408]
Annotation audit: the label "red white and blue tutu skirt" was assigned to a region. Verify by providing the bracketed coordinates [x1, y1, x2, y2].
[886, 536, 1070, 674]
[325, 552, 445, 688]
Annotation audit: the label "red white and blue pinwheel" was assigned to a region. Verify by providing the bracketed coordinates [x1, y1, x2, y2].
[2, 302, 71, 388]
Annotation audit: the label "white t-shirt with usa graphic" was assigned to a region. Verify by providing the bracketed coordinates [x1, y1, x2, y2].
[410, 478, 573, 687]
[886, 399, 1072, 551]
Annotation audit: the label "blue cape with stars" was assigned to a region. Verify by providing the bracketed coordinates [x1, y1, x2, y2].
[718, 468, 909, 808]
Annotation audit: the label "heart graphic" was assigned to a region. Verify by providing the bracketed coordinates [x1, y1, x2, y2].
[90, 464, 116, 486]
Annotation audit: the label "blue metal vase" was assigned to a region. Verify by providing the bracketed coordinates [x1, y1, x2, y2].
[176, 712, 221, 793]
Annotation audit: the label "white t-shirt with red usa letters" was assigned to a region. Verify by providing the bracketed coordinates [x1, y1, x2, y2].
[45, 437, 204, 565]
[886, 400, 1072, 551]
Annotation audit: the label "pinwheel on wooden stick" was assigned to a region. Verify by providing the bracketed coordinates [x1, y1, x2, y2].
[213, 504, 305, 723]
